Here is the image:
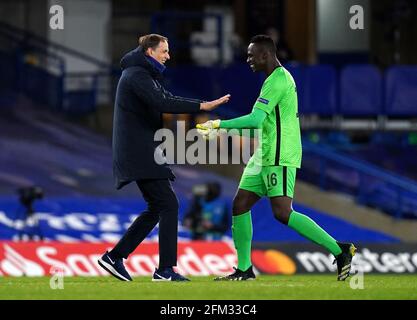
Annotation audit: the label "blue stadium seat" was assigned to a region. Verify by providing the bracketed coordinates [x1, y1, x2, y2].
[305, 65, 338, 116]
[340, 64, 382, 116]
[385, 66, 417, 116]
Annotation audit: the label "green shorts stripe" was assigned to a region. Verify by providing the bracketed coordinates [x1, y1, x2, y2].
[283, 166, 287, 196]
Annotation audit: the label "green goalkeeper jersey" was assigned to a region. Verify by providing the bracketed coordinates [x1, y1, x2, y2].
[251, 66, 302, 168]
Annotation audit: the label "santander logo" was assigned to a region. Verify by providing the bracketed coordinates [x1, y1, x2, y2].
[0, 241, 237, 277]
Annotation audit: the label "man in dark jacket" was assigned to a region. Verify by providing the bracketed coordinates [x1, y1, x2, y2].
[98, 34, 230, 282]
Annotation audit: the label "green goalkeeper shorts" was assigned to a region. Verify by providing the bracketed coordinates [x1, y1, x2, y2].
[239, 165, 297, 198]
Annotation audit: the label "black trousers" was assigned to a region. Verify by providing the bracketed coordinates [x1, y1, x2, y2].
[112, 179, 179, 268]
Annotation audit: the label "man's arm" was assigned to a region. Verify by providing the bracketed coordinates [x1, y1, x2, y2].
[131, 71, 230, 113]
[219, 108, 267, 129]
[196, 108, 267, 138]
[221, 108, 267, 138]
[160, 85, 204, 104]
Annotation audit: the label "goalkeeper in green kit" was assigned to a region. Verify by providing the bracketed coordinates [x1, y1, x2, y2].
[196, 35, 356, 281]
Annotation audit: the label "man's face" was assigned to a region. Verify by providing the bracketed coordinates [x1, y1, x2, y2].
[246, 43, 266, 72]
[146, 40, 170, 65]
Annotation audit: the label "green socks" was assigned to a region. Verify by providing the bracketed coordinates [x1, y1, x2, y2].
[232, 210, 342, 270]
[232, 211, 253, 271]
[288, 210, 342, 256]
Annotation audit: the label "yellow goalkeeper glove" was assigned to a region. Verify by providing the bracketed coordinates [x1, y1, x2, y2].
[196, 120, 223, 141]
[196, 119, 221, 130]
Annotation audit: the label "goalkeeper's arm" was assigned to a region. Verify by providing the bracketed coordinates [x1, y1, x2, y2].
[220, 108, 267, 137]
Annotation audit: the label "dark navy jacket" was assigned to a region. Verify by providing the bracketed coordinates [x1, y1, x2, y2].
[113, 47, 202, 189]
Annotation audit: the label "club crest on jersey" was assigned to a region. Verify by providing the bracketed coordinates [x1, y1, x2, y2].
[257, 97, 269, 105]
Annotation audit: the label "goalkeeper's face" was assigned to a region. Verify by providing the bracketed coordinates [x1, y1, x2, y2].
[246, 43, 265, 72]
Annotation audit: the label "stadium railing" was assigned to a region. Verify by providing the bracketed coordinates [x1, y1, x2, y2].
[0, 21, 116, 115]
[301, 139, 417, 219]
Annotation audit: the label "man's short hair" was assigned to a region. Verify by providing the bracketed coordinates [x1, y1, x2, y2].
[250, 35, 276, 54]
[139, 34, 168, 52]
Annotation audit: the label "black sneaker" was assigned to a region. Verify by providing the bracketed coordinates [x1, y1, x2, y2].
[214, 266, 256, 281]
[98, 251, 132, 281]
[152, 267, 190, 282]
[334, 242, 357, 281]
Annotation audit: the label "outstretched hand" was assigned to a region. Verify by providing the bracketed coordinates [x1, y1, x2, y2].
[200, 94, 231, 111]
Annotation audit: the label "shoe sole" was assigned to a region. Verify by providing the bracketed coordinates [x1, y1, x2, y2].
[152, 278, 171, 282]
[214, 277, 256, 281]
[151, 278, 190, 282]
[98, 258, 131, 282]
[338, 244, 357, 281]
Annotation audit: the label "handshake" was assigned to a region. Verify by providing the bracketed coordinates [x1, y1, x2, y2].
[196, 119, 225, 140]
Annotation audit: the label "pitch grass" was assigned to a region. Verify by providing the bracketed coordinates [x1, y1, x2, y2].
[1, 275, 417, 300]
